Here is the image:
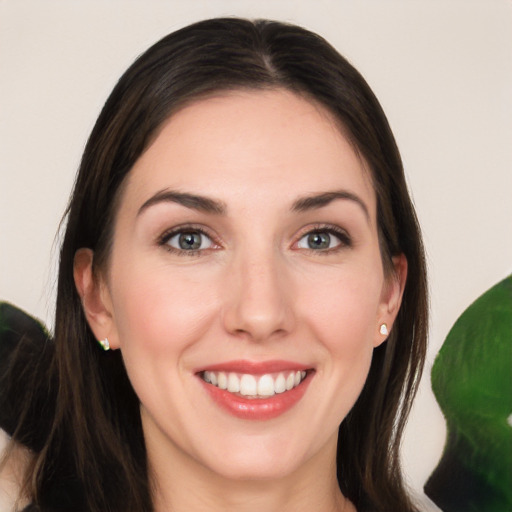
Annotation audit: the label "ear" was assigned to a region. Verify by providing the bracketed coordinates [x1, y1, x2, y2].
[374, 253, 407, 347]
[73, 248, 120, 350]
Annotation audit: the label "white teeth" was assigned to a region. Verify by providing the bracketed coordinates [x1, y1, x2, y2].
[240, 374, 257, 396]
[274, 373, 286, 394]
[227, 373, 240, 393]
[286, 373, 295, 391]
[202, 369, 308, 398]
[217, 371, 227, 390]
[257, 374, 275, 396]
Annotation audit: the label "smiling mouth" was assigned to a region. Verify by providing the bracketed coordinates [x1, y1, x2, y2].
[200, 370, 309, 399]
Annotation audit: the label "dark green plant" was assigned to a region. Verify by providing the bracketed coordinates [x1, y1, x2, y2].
[425, 275, 512, 512]
[0, 302, 49, 347]
[0, 302, 54, 452]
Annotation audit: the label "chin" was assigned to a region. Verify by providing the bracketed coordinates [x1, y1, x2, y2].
[194, 431, 316, 483]
[206, 455, 302, 482]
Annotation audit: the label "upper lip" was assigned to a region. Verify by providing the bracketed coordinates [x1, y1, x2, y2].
[195, 359, 313, 375]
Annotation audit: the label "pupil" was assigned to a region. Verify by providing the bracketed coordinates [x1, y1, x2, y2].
[308, 232, 330, 249]
[179, 232, 201, 250]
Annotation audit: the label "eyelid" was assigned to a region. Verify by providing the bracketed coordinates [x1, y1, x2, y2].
[157, 224, 222, 255]
[292, 223, 352, 252]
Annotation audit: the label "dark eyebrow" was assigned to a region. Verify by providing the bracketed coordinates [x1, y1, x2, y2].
[291, 190, 370, 221]
[137, 190, 226, 216]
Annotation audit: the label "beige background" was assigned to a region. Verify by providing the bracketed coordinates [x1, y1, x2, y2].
[1, 1, 511, 510]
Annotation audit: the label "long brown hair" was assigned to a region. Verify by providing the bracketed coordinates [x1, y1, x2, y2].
[8, 18, 427, 511]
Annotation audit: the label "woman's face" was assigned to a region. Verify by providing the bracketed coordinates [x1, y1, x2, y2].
[82, 90, 404, 482]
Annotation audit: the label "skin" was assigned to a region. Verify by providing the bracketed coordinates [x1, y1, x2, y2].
[0, 433, 31, 510]
[75, 89, 406, 512]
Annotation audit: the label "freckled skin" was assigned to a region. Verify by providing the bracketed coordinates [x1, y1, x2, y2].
[85, 90, 404, 511]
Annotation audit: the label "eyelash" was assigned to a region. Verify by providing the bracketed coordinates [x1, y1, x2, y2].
[158, 225, 219, 256]
[295, 224, 352, 254]
[157, 223, 351, 256]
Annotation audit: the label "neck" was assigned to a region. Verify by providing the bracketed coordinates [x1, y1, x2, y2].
[146, 429, 350, 512]
[152, 475, 347, 512]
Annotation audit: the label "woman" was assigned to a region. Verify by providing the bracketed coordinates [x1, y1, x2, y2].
[1, 17, 427, 511]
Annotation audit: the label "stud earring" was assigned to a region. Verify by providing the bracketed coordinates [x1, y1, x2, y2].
[98, 338, 110, 351]
[379, 324, 389, 336]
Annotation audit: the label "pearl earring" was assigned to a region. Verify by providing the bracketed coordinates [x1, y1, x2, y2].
[98, 338, 110, 351]
[379, 324, 389, 336]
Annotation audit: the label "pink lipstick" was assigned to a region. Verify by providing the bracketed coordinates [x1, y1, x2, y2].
[196, 360, 313, 420]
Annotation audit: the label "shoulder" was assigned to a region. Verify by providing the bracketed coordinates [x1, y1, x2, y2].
[0, 429, 32, 512]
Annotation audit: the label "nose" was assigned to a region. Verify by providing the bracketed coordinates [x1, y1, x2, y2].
[222, 250, 295, 342]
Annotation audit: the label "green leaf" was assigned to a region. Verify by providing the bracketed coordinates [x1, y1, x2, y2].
[425, 275, 512, 512]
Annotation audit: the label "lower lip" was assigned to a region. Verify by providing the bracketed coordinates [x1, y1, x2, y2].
[199, 374, 312, 420]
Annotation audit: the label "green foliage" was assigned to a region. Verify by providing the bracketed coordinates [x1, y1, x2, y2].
[0, 301, 49, 366]
[426, 275, 512, 512]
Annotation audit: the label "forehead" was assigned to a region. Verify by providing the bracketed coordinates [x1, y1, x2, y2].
[123, 89, 375, 215]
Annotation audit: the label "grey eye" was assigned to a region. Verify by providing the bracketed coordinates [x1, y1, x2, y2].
[167, 231, 213, 251]
[297, 231, 341, 250]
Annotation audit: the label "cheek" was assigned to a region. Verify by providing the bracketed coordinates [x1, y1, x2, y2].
[303, 268, 382, 346]
[110, 263, 218, 355]
[107, 263, 222, 425]
[291, 264, 384, 437]
[298, 263, 383, 402]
